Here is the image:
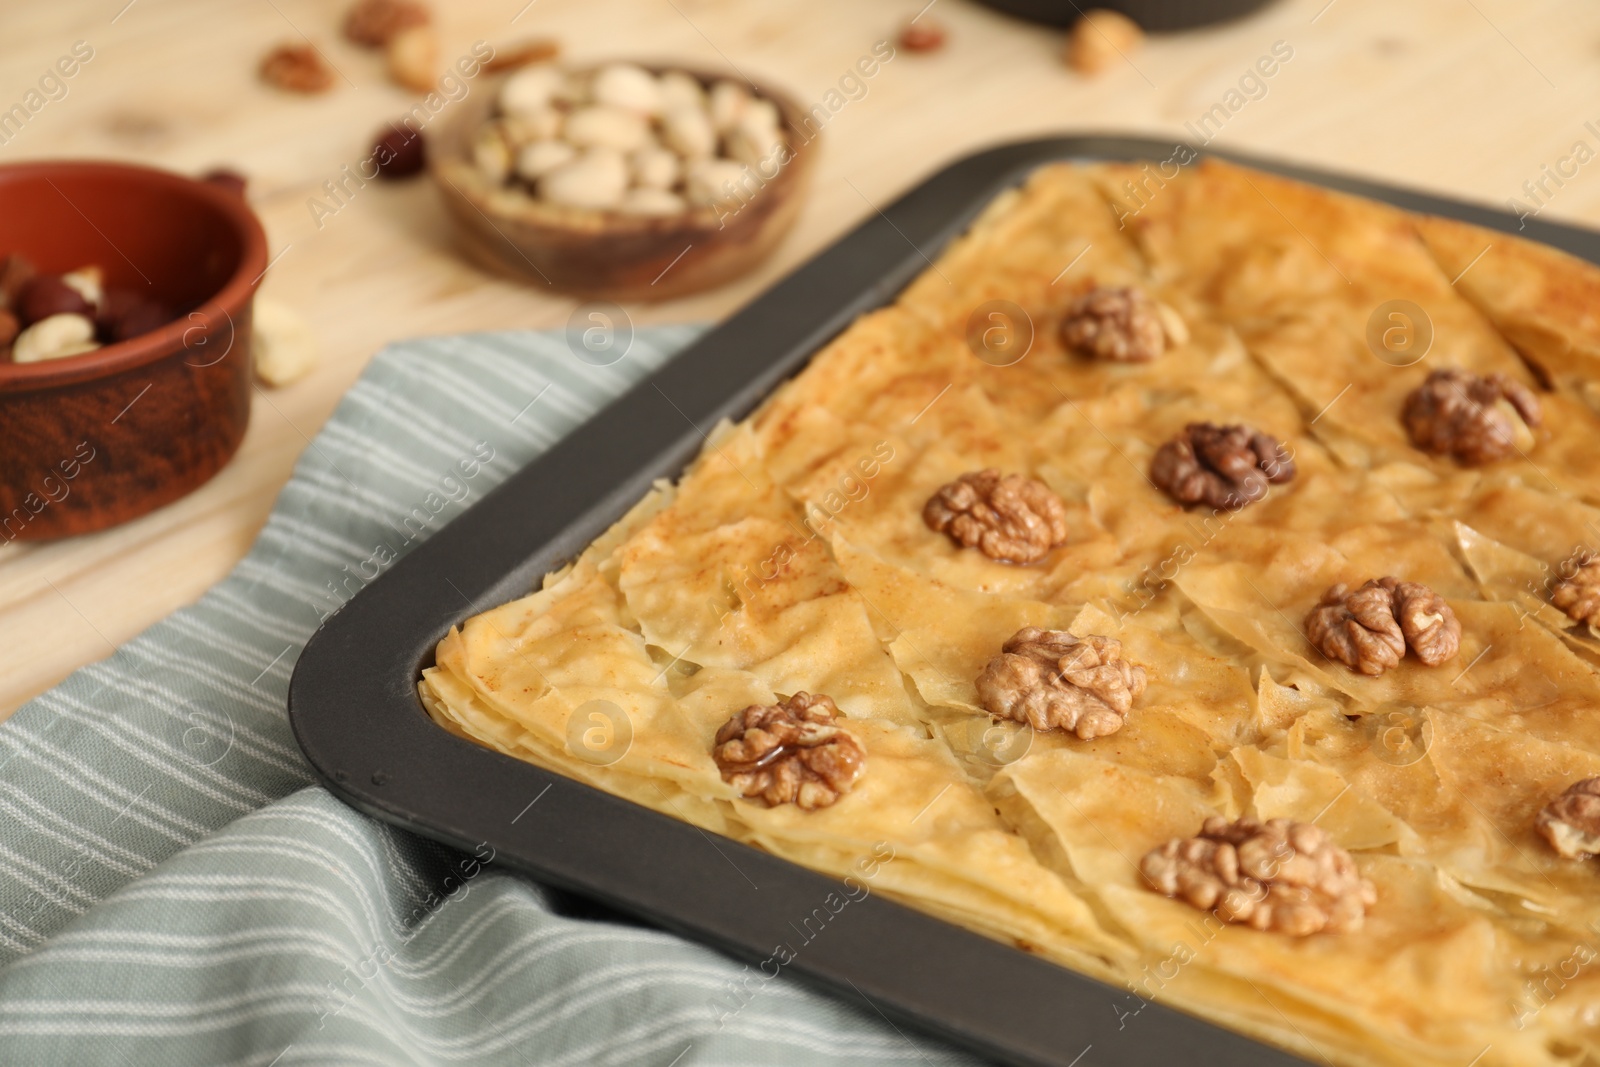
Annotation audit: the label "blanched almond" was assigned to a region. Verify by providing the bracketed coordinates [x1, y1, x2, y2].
[658, 70, 705, 111]
[685, 158, 750, 207]
[592, 63, 661, 115]
[617, 188, 686, 216]
[661, 104, 716, 159]
[253, 298, 317, 387]
[499, 64, 562, 116]
[708, 80, 749, 133]
[538, 149, 627, 208]
[516, 140, 576, 181]
[12, 313, 97, 363]
[563, 105, 650, 152]
[630, 146, 680, 189]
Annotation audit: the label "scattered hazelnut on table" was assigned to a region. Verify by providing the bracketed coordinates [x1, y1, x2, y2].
[253, 298, 318, 387]
[897, 17, 947, 54]
[260, 43, 337, 94]
[481, 38, 562, 75]
[1065, 9, 1145, 76]
[386, 25, 439, 93]
[13, 313, 99, 364]
[371, 123, 427, 179]
[342, 0, 431, 48]
[201, 167, 249, 197]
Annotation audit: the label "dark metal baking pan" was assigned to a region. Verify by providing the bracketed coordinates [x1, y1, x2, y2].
[289, 136, 1600, 1067]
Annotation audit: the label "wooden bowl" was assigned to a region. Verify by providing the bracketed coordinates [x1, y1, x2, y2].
[430, 63, 816, 302]
[0, 161, 267, 542]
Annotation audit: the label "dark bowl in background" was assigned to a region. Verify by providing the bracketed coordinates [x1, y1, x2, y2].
[0, 161, 267, 542]
[977, 0, 1278, 30]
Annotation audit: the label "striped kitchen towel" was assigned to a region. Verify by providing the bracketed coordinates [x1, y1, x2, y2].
[0, 327, 982, 1067]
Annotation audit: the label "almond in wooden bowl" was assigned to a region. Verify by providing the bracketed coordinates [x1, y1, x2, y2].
[429, 60, 816, 302]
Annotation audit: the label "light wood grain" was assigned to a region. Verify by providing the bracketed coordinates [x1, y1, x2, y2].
[2, 0, 1596, 718]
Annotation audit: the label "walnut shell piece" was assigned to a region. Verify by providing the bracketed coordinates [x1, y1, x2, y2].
[259, 43, 336, 95]
[1059, 285, 1167, 362]
[1401, 367, 1542, 466]
[1552, 552, 1600, 628]
[1304, 577, 1460, 676]
[712, 693, 864, 810]
[1140, 816, 1376, 936]
[976, 627, 1147, 740]
[923, 469, 1070, 564]
[1150, 422, 1296, 511]
[1537, 778, 1600, 859]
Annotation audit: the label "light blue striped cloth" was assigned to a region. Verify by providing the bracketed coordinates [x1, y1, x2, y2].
[0, 328, 983, 1066]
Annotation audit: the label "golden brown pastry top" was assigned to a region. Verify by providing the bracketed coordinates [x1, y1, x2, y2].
[422, 157, 1600, 1067]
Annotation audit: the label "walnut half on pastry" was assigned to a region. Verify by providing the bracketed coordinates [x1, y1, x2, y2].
[923, 469, 1069, 564]
[1552, 551, 1600, 628]
[1150, 422, 1296, 511]
[975, 627, 1146, 740]
[1059, 285, 1173, 363]
[1537, 778, 1600, 860]
[1141, 816, 1376, 936]
[712, 692, 864, 810]
[1401, 367, 1541, 466]
[1305, 577, 1460, 676]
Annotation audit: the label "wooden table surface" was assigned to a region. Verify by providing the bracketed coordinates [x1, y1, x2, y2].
[2, 0, 1595, 718]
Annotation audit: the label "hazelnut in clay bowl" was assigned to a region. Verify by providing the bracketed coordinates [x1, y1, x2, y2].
[430, 61, 815, 301]
[0, 162, 266, 541]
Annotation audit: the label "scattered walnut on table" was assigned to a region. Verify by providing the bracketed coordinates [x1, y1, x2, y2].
[1150, 422, 1296, 511]
[712, 692, 865, 811]
[1140, 816, 1376, 936]
[923, 469, 1069, 564]
[1552, 551, 1600, 628]
[1537, 778, 1600, 859]
[976, 627, 1146, 740]
[342, 0, 431, 47]
[260, 43, 336, 94]
[1305, 577, 1460, 676]
[1059, 285, 1177, 362]
[1402, 367, 1542, 466]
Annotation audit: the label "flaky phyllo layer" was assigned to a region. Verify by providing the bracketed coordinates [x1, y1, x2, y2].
[421, 159, 1600, 1067]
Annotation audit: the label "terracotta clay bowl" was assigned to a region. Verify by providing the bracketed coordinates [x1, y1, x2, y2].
[430, 62, 816, 302]
[0, 161, 267, 542]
